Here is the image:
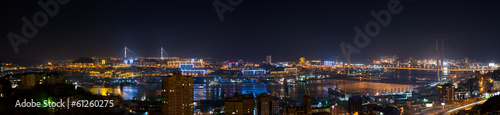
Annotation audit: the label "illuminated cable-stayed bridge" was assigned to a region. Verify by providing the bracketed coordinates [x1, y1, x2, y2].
[121, 47, 496, 71]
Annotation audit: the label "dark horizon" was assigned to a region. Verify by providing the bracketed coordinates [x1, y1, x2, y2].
[1, 0, 499, 65]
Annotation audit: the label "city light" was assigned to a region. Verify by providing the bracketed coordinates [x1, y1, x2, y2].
[1, 1, 499, 114]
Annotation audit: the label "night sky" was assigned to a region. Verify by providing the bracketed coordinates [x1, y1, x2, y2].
[1, 0, 499, 65]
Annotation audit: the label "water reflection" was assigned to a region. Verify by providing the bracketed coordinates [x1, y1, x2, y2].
[80, 70, 453, 101]
[241, 82, 268, 97]
[84, 79, 417, 102]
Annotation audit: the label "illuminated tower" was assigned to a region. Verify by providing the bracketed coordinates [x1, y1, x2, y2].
[347, 43, 351, 76]
[436, 39, 440, 81]
[341, 43, 347, 77]
[162, 73, 194, 115]
[266, 55, 272, 64]
[161, 47, 165, 60]
[441, 39, 445, 76]
[124, 46, 128, 58]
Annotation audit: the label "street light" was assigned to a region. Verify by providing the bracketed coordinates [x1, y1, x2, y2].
[441, 103, 445, 110]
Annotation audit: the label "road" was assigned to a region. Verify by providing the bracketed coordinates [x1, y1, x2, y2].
[439, 99, 487, 115]
[417, 99, 487, 115]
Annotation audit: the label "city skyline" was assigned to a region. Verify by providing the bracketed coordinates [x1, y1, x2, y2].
[1, 0, 500, 65]
[0, 45, 498, 66]
[2, 0, 500, 114]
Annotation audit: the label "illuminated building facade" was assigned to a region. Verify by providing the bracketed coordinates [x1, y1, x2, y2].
[272, 68, 298, 75]
[21, 74, 36, 88]
[257, 93, 270, 115]
[133, 59, 159, 67]
[242, 70, 266, 75]
[270, 71, 288, 75]
[162, 73, 194, 115]
[493, 81, 500, 91]
[256, 93, 279, 115]
[179, 64, 206, 76]
[266, 55, 272, 64]
[20, 73, 65, 88]
[300, 57, 306, 65]
[71, 57, 95, 68]
[310, 60, 321, 66]
[225, 94, 255, 115]
[324, 61, 333, 66]
[180, 64, 195, 70]
[438, 83, 455, 104]
[166, 58, 204, 68]
[181, 70, 206, 76]
[284, 68, 297, 74]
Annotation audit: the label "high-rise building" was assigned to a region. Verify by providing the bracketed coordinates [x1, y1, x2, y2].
[225, 99, 244, 115]
[256, 93, 279, 115]
[473, 71, 481, 79]
[21, 74, 36, 88]
[20, 73, 65, 89]
[466, 78, 480, 97]
[271, 99, 279, 115]
[304, 89, 312, 115]
[332, 105, 345, 115]
[225, 94, 255, 115]
[257, 93, 270, 115]
[266, 55, 272, 64]
[438, 83, 455, 104]
[347, 96, 362, 114]
[162, 73, 194, 115]
[282, 89, 312, 115]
